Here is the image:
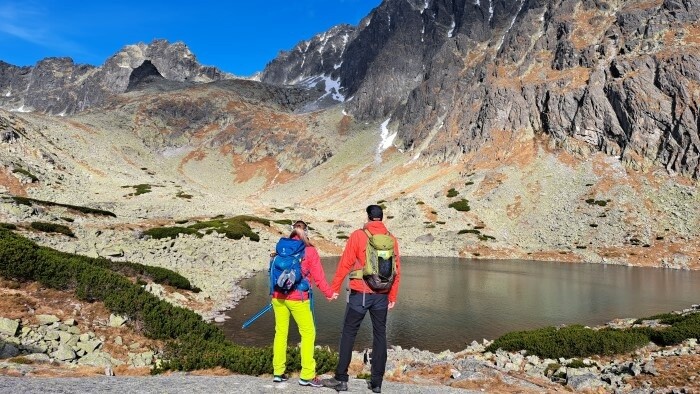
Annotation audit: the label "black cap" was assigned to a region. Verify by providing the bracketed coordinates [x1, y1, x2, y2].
[366, 205, 383, 221]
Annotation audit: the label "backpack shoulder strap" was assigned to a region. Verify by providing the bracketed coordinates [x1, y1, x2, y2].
[363, 228, 373, 238]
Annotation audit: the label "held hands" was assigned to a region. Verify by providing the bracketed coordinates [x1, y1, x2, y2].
[326, 292, 339, 301]
[388, 301, 395, 310]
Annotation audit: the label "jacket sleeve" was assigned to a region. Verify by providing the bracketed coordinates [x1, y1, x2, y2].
[388, 235, 401, 303]
[330, 229, 363, 293]
[303, 247, 333, 298]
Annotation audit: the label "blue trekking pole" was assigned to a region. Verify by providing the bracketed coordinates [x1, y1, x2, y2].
[242, 303, 273, 329]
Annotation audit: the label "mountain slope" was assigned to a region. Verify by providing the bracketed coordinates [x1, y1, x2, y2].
[263, 0, 700, 179]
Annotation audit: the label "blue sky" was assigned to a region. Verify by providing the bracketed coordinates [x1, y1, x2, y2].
[0, 0, 381, 76]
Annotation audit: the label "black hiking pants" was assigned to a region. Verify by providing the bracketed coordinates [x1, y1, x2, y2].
[334, 292, 388, 388]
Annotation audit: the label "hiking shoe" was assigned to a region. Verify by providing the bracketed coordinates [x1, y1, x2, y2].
[367, 380, 381, 393]
[298, 377, 323, 388]
[320, 377, 348, 391]
[273, 374, 288, 382]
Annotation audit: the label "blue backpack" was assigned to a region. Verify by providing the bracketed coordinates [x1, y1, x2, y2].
[270, 238, 310, 294]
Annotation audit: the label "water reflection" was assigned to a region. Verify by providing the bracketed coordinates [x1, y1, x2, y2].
[220, 257, 700, 352]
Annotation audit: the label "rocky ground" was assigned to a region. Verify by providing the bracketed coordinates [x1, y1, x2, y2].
[0, 105, 699, 392]
[2, 276, 700, 392]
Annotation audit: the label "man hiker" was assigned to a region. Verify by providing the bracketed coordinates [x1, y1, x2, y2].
[322, 205, 401, 393]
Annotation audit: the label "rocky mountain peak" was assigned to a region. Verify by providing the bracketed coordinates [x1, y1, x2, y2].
[261, 24, 356, 86]
[262, 0, 700, 178]
[0, 39, 233, 115]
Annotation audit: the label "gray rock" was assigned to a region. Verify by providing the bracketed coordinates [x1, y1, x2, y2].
[415, 234, 435, 243]
[642, 360, 658, 376]
[78, 351, 113, 368]
[0, 343, 20, 358]
[77, 339, 102, 353]
[52, 344, 76, 361]
[109, 314, 129, 327]
[567, 373, 607, 391]
[0, 317, 19, 336]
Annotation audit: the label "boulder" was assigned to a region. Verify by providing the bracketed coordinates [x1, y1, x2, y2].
[78, 351, 113, 368]
[108, 314, 128, 327]
[567, 373, 607, 391]
[77, 339, 102, 353]
[36, 315, 60, 325]
[52, 344, 76, 361]
[0, 343, 20, 358]
[0, 317, 19, 336]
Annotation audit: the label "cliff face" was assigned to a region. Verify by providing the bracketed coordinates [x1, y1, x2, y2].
[0, 40, 232, 115]
[263, 0, 700, 178]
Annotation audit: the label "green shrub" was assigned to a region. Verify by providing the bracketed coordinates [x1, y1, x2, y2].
[446, 188, 458, 198]
[11, 196, 116, 217]
[465, 181, 474, 186]
[271, 208, 285, 213]
[0, 228, 334, 375]
[376, 200, 386, 204]
[30, 221, 74, 237]
[61, 217, 75, 223]
[585, 198, 608, 207]
[0, 223, 17, 230]
[633, 313, 679, 325]
[144, 226, 201, 240]
[416, 201, 425, 205]
[337, 235, 349, 240]
[274, 219, 292, 225]
[478, 234, 496, 241]
[156, 334, 337, 376]
[567, 358, 588, 368]
[123, 184, 152, 196]
[458, 229, 481, 235]
[448, 199, 470, 212]
[12, 167, 39, 182]
[188, 215, 269, 242]
[486, 325, 649, 359]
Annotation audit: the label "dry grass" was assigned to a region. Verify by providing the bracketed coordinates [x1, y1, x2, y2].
[627, 354, 700, 391]
[686, 24, 700, 45]
[0, 167, 27, 196]
[506, 195, 524, 220]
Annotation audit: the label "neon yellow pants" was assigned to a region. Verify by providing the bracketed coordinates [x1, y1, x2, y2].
[271, 298, 316, 380]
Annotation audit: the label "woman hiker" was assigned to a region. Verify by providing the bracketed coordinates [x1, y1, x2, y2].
[271, 220, 337, 387]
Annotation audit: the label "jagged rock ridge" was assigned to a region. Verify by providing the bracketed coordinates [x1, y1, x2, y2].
[263, 0, 700, 178]
[0, 40, 233, 115]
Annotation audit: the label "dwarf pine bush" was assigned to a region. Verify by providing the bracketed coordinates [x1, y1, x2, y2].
[0, 228, 337, 375]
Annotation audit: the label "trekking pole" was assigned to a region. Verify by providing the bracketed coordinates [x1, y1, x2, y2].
[242, 303, 273, 329]
[309, 289, 315, 325]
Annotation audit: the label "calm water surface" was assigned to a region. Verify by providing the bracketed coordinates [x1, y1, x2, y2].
[220, 257, 700, 352]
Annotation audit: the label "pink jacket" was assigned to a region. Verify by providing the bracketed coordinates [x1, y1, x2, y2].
[272, 242, 333, 301]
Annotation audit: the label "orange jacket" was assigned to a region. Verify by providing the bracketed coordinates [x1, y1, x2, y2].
[330, 220, 401, 303]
